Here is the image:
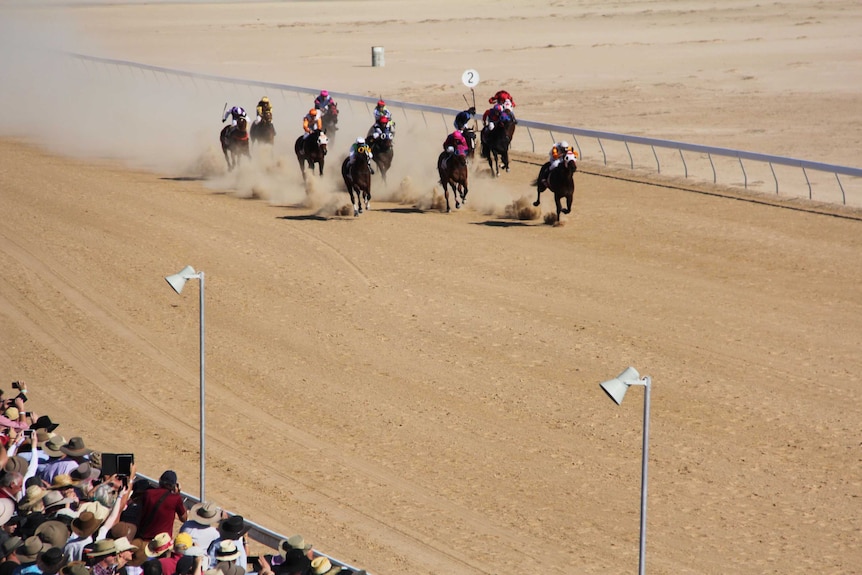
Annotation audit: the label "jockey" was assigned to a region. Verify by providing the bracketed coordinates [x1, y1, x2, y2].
[367, 116, 393, 142]
[254, 97, 272, 124]
[549, 141, 576, 170]
[302, 109, 322, 138]
[443, 130, 469, 156]
[454, 107, 477, 132]
[373, 99, 393, 123]
[489, 90, 515, 110]
[314, 90, 335, 113]
[222, 105, 248, 127]
[348, 137, 374, 173]
[482, 103, 505, 130]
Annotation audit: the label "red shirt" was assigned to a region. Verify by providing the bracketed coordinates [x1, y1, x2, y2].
[137, 488, 186, 539]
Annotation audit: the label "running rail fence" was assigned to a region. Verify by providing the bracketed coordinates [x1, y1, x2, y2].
[137, 474, 367, 575]
[69, 53, 862, 207]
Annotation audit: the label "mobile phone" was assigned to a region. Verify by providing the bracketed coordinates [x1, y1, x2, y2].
[15, 392, 28, 403]
[247, 556, 260, 571]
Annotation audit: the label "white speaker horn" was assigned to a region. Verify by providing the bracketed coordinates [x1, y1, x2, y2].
[600, 366, 641, 405]
[165, 265, 196, 294]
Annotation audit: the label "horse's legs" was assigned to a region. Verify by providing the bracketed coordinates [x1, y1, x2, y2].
[348, 186, 359, 217]
[563, 190, 573, 215]
[502, 149, 510, 172]
[442, 181, 451, 212]
[555, 195, 564, 225]
[318, 159, 325, 176]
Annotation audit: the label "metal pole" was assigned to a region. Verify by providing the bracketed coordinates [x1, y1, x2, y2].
[199, 271, 206, 502]
[639, 377, 651, 575]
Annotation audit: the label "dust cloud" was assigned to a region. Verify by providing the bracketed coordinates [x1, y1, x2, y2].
[0, 3, 538, 218]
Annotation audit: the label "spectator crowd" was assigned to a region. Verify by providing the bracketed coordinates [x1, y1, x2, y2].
[0, 381, 366, 575]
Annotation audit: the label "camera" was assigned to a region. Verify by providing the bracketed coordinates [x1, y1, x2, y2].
[11, 382, 20, 390]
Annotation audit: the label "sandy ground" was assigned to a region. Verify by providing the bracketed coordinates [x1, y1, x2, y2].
[1, 2, 862, 574]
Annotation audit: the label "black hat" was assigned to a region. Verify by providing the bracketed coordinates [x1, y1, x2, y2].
[175, 556, 196, 575]
[32, 416, 60, 433]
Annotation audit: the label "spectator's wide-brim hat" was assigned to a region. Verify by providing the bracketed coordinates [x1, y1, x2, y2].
[38, 546, 66, 570]
[127, 538, 149, 567]
[48, 474, 81, 490]
[113, 537, 138, 554]
[214, 540, 239, 562]
[42, 436, 67, 458]
[18, 485, 49, 512]
[59, 437, 92, 458]
[1, 536, 23, 559]
[70, 512, 101, 539]
[87, 538, 118, 558]
[189, 501, 221, 526]
[76, 501, 108, 524]
[108, 521, 137, 541]
[216, 563, 244, 575]
[279, 534, 312, 557]
[310, 557, 341, 575]
[42, 490, 76, 514]
[35, 520, 70, 549]
[4, 455, 29, 475]
[16, 536, 50, 562]
[61, 562, 90, 575]
[70, 462, 99, 483]
[218, 515, 250, 540]
[32, 415, 60, 433]
[145, 533, 173, 558]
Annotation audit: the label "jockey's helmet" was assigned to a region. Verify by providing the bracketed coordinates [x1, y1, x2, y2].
[379, 116, 389, 124]
[261, 97, 269, 104]
[356, 137, 365, 144]
[561, 141, 570, 148]
[320, 90, 329, 98]
[377, 99, 385, 107]
[309, 109, 318, 116]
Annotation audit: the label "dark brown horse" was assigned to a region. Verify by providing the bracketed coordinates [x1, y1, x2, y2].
[220, 117, 250, 171]
[437, 151, 469, 212]
[480, 118, 513, 177]
[533, 151, 578, 225]
[461, 128, 477, 161]
[250, 109, 276, 147]
[369, 132, 394, 183]
[294, 129, 329, 178]
[341, 150, 372, 217]
[321, 102, 339, 139]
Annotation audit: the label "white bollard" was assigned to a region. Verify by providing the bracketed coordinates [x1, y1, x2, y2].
[371, 46, 385, 67]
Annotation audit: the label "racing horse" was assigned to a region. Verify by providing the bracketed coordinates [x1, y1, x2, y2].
[480, 118, 512, 177]
[461, 128, 478, 161]
[294, 129, 329, 178]
[369, 133, 394, 183]
[437, 151, 469, 212]
[220, 116, 250, 171]
[341, 150, 372, 217]
[533, 150, 578, 225]
[250, 109, 276, 147]
[321, 102, 339, 139]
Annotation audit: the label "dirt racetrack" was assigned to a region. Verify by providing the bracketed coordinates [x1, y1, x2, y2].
[2, 2, 862, 575]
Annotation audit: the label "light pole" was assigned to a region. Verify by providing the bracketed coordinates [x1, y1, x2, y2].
[599, 367, 652, 575]
[165, 265, 206, 502]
